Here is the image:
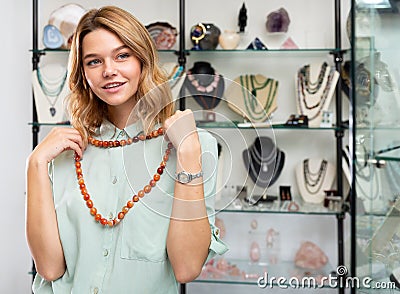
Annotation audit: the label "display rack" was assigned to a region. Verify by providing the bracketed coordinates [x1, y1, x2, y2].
[180, 1, 347, 293]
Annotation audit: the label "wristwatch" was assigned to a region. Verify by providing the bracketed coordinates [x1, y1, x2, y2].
[175, 170, 203, 184]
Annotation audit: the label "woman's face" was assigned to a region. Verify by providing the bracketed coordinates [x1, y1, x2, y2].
[82, 28, 141, 114]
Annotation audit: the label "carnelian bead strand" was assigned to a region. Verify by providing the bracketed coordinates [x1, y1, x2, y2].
[87, 128, 164, 149]
[75, 128, 172, 227]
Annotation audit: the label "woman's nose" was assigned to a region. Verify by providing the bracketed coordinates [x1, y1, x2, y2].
[102, 61, 117, 78]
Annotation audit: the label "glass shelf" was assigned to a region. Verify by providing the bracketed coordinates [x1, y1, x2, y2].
[31, 48, 350, 56]
[29, 121, 70, 126]
[30, 48, 70, 53]
[28, 121, 340, 132]
[216, 197, 343, 216]
[196, 121, 340, 131]
[375, 149, 400, 162]
[186, 48, 348, 55]
[31, 48, 177, 54]
[194, 258, 336, 288]
[357, 125, 400, 131]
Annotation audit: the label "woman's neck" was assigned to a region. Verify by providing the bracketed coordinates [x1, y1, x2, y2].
[107, 104, 135, 130]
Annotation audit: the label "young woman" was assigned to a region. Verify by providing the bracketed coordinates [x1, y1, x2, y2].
[26, 6, 227, 293]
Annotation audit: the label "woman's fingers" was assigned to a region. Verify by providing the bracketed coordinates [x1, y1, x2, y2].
[33, 127, 85, 163]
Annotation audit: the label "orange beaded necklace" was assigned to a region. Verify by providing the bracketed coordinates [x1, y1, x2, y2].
[74, 127, 173, 227]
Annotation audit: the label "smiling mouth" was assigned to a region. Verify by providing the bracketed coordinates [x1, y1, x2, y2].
[102, 82, 126, 89]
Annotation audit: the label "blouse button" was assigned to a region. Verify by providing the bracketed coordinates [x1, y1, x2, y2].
[119, 130, 126, 137]
[112, 176, 117, 184]
[108, 212, 114, 220]
[93, 287, 99, 294]
[103, 249, 109, 257]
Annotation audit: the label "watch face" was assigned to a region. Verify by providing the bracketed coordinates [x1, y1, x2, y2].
[178, 172, 189, 183]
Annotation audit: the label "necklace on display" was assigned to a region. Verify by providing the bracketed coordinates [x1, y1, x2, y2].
[36, 67, 68, 117]
[75, 127, 173, 227]
[239, 75, 278, 121]
[187, 71, 220, 93]
[303, 159, 328, 195]
[301, 62, 328, 95]
[167, 64, 185, 90]
[297, 64, 335, 120]
[186, 71, 221, 110]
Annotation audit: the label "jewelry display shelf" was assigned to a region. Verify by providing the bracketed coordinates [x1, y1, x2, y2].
[187, 0, 348, 292]
[196, 120, 340, 130]
[220, 205, 342, 216]
[216, 196, 343, 216]
[194, 258, 336, 288]
[186, 48, 348, 55]
[357, 126, 400, 131]
[31, 48, 177, 54]
[29, 121, 70, 126]
[375, 149, 400, 162]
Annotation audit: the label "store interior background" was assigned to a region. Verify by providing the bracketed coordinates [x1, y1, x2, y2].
[3, 0, 400, 293]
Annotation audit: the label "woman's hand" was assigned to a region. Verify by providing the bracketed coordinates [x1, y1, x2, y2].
[163, 109, 199, 153]
[30, 127, 86, 165]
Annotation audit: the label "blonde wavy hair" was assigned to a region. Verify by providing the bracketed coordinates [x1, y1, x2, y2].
[67, 6, 174, 142]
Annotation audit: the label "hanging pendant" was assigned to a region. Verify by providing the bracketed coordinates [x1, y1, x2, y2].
[50, 107, 56, 117]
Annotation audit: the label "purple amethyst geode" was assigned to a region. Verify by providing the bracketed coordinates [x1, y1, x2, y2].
[266, 7, 290, 33]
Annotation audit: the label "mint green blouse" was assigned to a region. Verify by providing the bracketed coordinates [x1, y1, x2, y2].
[33, 120, 228, 294]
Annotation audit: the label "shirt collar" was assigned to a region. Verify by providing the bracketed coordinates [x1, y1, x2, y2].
[98, 119, 143, 141]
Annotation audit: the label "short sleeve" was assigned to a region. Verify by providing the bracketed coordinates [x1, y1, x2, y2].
[198, 128, 229, 263]
[206, 222, 228, 262]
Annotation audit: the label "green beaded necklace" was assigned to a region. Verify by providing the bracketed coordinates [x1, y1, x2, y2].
[239, 74, 278, 121]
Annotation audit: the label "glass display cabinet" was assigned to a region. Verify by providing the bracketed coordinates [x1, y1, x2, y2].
[351, 0, 400, 293]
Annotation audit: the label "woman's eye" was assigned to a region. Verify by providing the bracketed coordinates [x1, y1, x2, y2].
[117, 53, 130, 60]
[87, 59, 101, 66]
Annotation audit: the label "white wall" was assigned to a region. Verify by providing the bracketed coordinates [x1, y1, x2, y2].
[0, 0, 34, 293]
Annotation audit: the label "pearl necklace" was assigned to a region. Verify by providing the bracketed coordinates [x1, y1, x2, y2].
[75, 127, 173, 227]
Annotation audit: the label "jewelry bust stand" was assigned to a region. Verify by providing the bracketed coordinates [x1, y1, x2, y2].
[295, 62, 339, 128]
[32, 63, 69, 123]
[225, 74, 278, 122]
[295, 158, 335, 204]
[181, 61, 224, 121]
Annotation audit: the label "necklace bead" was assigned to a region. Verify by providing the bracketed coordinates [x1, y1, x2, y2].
[297, 63, 335, 121]
[76, 127, 173, 227]
[88, 127, 164, 148]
